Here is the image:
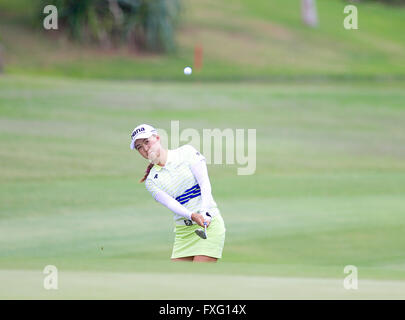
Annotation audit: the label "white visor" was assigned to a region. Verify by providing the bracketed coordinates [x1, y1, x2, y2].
[130, 132, 155, 150]
[130, 124, 157, 150]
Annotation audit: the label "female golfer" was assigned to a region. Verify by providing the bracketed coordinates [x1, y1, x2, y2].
[130, 124, 226, 262]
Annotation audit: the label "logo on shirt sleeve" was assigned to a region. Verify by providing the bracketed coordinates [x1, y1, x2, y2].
[184, 220, 193, 226]
[154, 174, 158, 179]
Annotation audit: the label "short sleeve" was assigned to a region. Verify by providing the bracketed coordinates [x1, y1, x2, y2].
[145, 177, 160, 199]
[182, 145, 206, 166]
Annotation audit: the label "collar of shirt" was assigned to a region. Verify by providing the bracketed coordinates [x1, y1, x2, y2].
[153, 149, 176, 171]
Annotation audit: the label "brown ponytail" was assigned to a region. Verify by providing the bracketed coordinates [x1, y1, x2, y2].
[140, 163, 154, 183]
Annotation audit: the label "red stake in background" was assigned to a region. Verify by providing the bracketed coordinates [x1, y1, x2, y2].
[194, 44, 203, 72]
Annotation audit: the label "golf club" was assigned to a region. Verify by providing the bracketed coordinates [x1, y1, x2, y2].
[195, 221, 207, 239]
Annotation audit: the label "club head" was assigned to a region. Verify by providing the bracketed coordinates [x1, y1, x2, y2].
[195, 229, 207, 239]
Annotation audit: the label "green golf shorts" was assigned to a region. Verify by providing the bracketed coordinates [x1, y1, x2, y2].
[171, 214, 226, 259]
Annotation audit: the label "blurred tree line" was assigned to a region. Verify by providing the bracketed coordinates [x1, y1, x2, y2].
[39, 0, 181, 52]
[376, 0, 405, 4]
[350, 0, 405, 4]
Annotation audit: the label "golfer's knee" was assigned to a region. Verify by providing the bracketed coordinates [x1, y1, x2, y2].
[193, 255, 217, 262]
[171, 257, 194, 262]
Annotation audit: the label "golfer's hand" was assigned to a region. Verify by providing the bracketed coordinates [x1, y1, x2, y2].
[191, 213, 210, 228]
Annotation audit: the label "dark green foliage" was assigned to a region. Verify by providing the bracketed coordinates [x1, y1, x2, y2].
[39, 0, 181, 52]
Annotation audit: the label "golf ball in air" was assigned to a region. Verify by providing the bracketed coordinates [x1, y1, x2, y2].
[184, 67, 192, 75]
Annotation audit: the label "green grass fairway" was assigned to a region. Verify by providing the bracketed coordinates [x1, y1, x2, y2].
[1, 75, 405, 299]
[1, 270, 405, 299]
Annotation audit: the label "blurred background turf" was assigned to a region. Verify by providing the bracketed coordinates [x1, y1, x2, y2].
[0, 0, 405, 80]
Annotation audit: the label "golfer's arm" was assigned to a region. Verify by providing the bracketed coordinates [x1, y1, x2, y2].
[154, 190, 193, 220]
[190, 159, 214, 212]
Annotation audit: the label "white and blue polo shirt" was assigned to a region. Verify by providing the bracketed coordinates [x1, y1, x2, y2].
[145, 145, 218, 224]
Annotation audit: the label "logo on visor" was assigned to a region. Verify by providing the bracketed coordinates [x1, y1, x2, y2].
[131, 127, 145, 139]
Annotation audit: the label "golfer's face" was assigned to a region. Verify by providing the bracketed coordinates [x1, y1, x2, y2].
[135, 136, 159, 160]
